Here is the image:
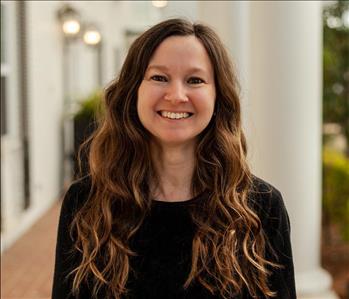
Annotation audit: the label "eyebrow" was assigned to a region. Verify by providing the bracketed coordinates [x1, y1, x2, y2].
[146, 64, 208, 74]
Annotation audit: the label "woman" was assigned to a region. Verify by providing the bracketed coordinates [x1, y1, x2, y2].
[52, 18, 296, 299]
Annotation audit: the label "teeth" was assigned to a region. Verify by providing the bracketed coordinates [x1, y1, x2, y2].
[160, 111, 190, 120]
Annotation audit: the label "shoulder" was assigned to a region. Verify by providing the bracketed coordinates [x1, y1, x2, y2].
[53, 176, 93, 298]
[249, 175, 284, 208]
[249, 176, 296, 296]
[60, 175, 92, 218]
[248, 175, 289, 230]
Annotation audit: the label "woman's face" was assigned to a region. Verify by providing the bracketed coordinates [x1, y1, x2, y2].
[137, 35, 216, 147]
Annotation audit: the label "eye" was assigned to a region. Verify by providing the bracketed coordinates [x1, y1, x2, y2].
[151, 75, 168, 82]
[187, 77, 205, 84]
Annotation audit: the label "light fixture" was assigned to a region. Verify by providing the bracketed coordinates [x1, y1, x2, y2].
[62, 20, 80, 35]
[57, 4, 81, 38]
[152, 0, 168, 8]
[83, 25, 102, 46]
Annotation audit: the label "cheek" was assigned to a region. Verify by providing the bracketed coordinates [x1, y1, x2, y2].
[192, 89, 216, 114]
[137, 83, 164, 112]
[137, 85, 147, 123]
[137, 84, 150, 113]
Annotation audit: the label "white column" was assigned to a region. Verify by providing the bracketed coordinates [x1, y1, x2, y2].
[199, 1, 337, 297]
[198, 1, 252, 134]
[248, 2, 337, 298]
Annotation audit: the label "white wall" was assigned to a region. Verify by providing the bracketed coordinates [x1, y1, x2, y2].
[1, 1, 66, 252]
[2, 0, 197, 252]
[1, 0, 26, 251]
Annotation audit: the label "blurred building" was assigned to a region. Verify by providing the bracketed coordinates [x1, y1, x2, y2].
[0, 1, 338, 298]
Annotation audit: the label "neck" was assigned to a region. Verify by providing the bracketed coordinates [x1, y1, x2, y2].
[150, 141, 196, 202]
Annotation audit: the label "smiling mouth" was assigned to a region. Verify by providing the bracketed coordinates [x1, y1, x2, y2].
[157, 111, 194, 120]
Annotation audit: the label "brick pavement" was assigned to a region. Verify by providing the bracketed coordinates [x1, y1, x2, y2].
[1, 200, 62, 299]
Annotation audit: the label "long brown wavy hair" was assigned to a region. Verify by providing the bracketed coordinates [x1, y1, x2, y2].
[70, 18, 279, 299]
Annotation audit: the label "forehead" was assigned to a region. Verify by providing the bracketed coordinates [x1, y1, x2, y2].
[147, 35, 213, 74]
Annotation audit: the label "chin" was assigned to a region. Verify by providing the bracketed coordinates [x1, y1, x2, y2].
[153, 135, 197, 147]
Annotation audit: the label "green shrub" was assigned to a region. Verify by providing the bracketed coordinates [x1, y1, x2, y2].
[322, 148, 349, 241]
[74, 90, 104, 121]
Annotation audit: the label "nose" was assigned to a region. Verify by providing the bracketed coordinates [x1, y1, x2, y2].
[164, 81, 188, 104]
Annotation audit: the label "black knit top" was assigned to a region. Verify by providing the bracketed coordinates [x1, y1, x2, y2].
[52, 176, 296, 299]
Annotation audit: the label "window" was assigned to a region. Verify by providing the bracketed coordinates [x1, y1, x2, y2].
[1, 77, 7, 135]
[1, 3, 8, 136]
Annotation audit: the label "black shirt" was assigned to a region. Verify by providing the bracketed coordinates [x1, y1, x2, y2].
[52, 176, 296, 299]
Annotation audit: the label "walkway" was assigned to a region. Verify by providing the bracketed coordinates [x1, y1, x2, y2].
[1, 200, 62, 299]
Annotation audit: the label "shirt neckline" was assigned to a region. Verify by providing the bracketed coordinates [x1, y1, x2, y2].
[151, 191, 206, 207]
